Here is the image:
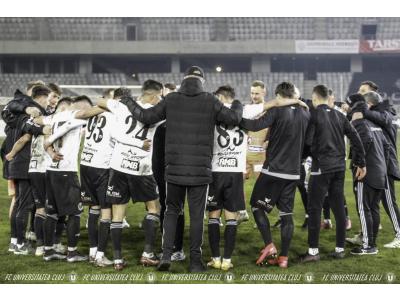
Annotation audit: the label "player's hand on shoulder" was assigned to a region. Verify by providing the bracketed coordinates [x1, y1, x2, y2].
[25, 107, 41, 118]
[352, 112, 364, 121]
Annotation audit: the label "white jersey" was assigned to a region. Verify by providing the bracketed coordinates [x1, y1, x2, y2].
[47, 110, 83, 172]
[80, 111, 116, 169]
[29, 116, 52, 173]
[107, 100, 162, 176]
[212, 103, 264, 173]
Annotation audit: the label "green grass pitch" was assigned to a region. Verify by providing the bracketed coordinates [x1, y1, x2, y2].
[0, 137, 399, 284]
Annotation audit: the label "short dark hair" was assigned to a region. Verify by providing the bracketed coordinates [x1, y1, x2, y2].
[27, 80, 45, 92]
[55, 97, 73, 111]
[251, 80, 265, 89]
[164, 83, 177, 91]
[47, 83, 62, 96]
[74, 95, 93, 106]
[275, 81, 295, 98]
[113, 87, 132, 99]
[328, 88, 334, 96]
[31, 85, 51, 99]
[215, 85, 236, 99]
[102, 88, 115, 99]
[142, 80, 163, 93]
[312, 84, 329, 99]
[361, 81, 379, 92]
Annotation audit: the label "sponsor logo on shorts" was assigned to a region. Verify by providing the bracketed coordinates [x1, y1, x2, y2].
[218, 157, 238, 168]
[121, 159, 140, 171]
[81, 152, 94, 163]
[207, 195, 217, 206]
[80, 192, 91, 202]
[256, 199, 274, 213]
[106, 186, 121, 198]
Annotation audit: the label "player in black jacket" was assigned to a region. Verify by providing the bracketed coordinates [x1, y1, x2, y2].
[347, 94, 390, 255]
[5, 86, 50, 255]
[120, 66, 243, 272]
[359, 91, 400, 248]
[240, 82, 310, 268]
[300, 85, 366, 263]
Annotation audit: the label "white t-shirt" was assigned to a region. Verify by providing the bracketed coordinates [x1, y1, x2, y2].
[47, 111, 83, 172]
[80, 111, 116, 169]
[107, 100, 162, 176]
[211, 103, 264, 173]
[29, 116, 52, 173]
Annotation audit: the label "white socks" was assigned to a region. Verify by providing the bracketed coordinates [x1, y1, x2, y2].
[95, 251, 104, 260]
[89, 247, 97, 257]
[308, 248, 319, 255]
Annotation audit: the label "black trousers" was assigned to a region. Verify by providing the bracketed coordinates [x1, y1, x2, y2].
[162, 182, 208, 262]
[354, 181, 382, 248]
[14, 179, 34, 244]
[381, 176, 400, 238]
[297, 163, 308, 215]
[307, 171, 346, 249]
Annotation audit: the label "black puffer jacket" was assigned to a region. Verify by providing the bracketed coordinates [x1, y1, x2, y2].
[121, 77, 243, 185]
[1, 90, 46, 179]
[361, 101, 400, 180]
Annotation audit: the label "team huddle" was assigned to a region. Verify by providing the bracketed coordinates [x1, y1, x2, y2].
[1, 66, 399, 272]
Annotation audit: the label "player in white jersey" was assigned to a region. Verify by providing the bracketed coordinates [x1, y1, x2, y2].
[207, 85, 306, 271]
[97, 81, 164, 270]
[78, 94, 116, 265]
[79, 89, 150, 267]
[39, 96, 104, 262]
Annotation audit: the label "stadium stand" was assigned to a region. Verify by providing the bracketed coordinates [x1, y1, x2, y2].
[227, 18, 315, 40]
[140, 18, 212, 41]
[48, 18, 125, 41]
[0, 18, 38, 40]
[2, 17, 400, 41]
[316, 72, 353, 100]
[0, 73, 127, 97]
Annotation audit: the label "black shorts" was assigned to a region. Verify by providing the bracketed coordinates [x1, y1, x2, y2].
[106, 169, 159, 205]
[80, 165, 110, 209]
[250, 173, 297, 214]
[46, 170, 83, 217]
[207, 172, 244, 212]
[29, 172, 46, 209]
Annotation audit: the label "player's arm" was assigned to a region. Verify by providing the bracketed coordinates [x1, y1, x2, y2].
[240, 108, 275, 132]
[343, 115, 366, 179]
[362, 109, 392, 130]
[33, 115, 45, 125]
[264, 98, 309, 112]
[114, 134, 152, 151]
[5, 133, 32, 161]
[215, 99, 243, 126]
[96, 99, 110, 110]
[74, 106, 105, 119]
[44, 118, 86, 149]
[120, 96, 166, 125]
[351, 118, 373, 154]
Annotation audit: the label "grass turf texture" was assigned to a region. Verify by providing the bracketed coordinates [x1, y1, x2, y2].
[0, 136, 399, 284]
